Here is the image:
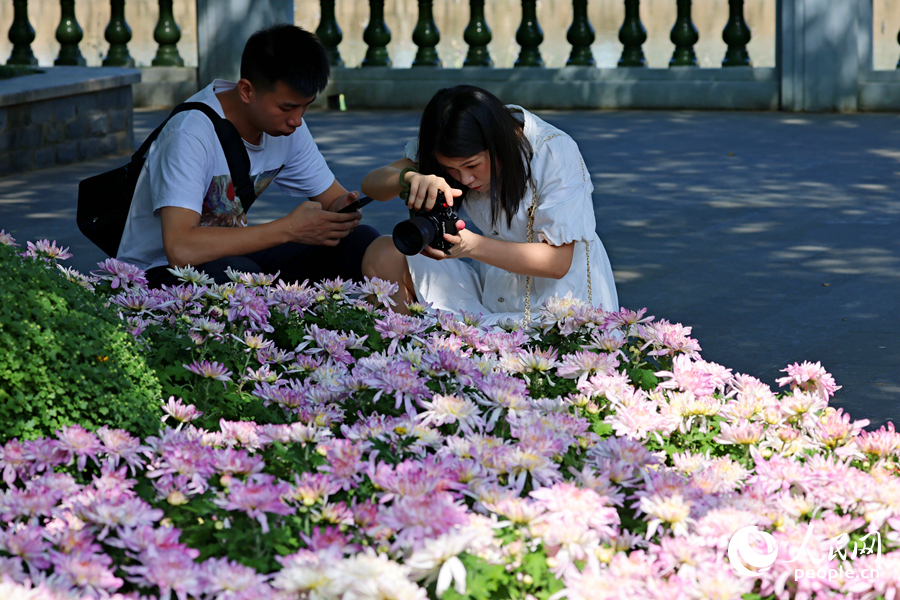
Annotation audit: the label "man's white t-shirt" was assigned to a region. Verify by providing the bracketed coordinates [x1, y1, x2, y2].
[117, 80, 335, 272]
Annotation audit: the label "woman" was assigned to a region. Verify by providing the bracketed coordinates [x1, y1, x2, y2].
[361, 85, 618, 326]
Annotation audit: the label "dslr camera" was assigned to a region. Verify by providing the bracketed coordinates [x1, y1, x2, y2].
[392, 191, 459, 256]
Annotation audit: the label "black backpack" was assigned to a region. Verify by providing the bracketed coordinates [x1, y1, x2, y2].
[77, 102, 258, 257]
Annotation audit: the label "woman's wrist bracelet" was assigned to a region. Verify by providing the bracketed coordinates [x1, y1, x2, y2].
[398, 167, 419, 201]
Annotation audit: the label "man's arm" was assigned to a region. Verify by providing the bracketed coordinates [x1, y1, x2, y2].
[160, 197, 361, 268]
[310, 178, 359, 212]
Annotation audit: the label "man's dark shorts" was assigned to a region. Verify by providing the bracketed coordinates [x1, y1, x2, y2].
[145, 225, 379, 288]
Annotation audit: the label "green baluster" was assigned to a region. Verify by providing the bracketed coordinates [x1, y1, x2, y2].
[722, 0, 751, 66]
[362, 0, 391, 67]
[412, 0, 441, 67]
[617, 0, 646, 67]
[55, 0, 86, 66]
[463, 0, 492, 67]
[7, 0, 37, 66]
[152, 0, 184, 66]
[669, 0, 698, 66]
[896, 28, 900, 69]
[103, 0, 135, 67]
[515, 0, 544, 67]
[567, 0, 595, 66]
[316, 0, 344, 67]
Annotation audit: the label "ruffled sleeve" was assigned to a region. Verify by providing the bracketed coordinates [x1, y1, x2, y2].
[404, 139, 418, 163]
[530, 133, 597, 247]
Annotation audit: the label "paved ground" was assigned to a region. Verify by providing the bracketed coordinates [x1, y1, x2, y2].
[2, 107, 899, 429]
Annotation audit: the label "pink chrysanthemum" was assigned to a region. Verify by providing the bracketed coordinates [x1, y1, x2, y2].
[640, 319, 702, 359]
[183, 360, 233, 387]
[0, 524, 52, 571]
[203, 556, 273, 600]
[776, 361, 841, 401]
[123, 546, 205, 600]
[161, 396, 204, 425]
[317, 439, 368, 491]
[91, 258, 148, 289]
[377, 492, 469, 551]
[213, 473, 293, 534]
[557, 350, 619, 381]
[358, 276, 399, 308]
[24, 239, 72, 262]
[56, 425, 102, 472]
[49, 549, 123, 597]
[0, 230, 18, 247]
[362, 361, 430, 417]
[855, 421, 900, 458]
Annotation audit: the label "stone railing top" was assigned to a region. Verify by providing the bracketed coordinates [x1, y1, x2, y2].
[0, 66, 141, 108]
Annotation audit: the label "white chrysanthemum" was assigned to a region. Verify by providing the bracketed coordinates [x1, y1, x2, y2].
[405, 529, 479, 596]
[685, 561, 755, 600]
[640, 493, 696, 538]
[417, 394, 486, 435]
[337, 552, 427, 600]
[272, 552, 343, 600]
[0, 578, 55, 600]
[167, 264, 215, 285]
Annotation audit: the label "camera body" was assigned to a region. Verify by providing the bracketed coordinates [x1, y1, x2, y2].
[392, 191, 459, 256]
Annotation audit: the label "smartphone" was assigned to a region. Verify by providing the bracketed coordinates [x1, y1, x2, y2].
[338, 195, 376, 213]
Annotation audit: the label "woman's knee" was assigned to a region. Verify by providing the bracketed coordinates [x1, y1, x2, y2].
[362, 236, 405, 279]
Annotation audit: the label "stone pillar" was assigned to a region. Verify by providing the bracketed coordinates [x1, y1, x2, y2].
[778, 0, 867, 112]
[195, 0, 294, 88]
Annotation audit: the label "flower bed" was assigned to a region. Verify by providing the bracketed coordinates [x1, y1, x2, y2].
[0, 231, 898, 600]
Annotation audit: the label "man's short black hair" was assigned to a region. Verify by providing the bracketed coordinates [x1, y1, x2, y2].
[240, 24, 330, 97]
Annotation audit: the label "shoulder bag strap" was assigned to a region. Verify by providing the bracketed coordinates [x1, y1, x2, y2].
[523, 133, 592, 324]
[130, 101, 257, 214]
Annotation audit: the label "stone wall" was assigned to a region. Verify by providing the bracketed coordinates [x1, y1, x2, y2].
[0, 67, 140, 176]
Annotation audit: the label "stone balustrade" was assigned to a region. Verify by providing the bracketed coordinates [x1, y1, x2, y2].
[2, 0, 899, 115]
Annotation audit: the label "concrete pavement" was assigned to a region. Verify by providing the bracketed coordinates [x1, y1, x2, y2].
[2, 107, 899, 429]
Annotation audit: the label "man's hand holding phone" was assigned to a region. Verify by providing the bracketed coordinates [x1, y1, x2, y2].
[338, 196, 376, 213]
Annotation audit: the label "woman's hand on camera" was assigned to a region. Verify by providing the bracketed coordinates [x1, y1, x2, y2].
[406, 173, 463, 212]
[422, 220, 472, 261]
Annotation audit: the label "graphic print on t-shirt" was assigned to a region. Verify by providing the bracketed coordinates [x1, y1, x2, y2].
[199, 166, 285, 227]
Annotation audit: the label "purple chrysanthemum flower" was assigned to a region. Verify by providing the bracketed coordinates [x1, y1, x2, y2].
[183, 360, 233, 387]
[23, 438, 67, 476]
[0, 439, 30, 486]
[161, 397, 204, 426]
[227, 284, 274, 331]
[56, 425, 102, 472]
[24, 239, 72, 262]
[358, 276, 399, 308]
[109, 290, 171, 313]
[377, 492, 469, 551]
[362, 360, 430, 417]
[56, 265, 98, 291]
[212, 473, 293, 534]
[91, 258, 148, 290]
[0, 229, 19, 247]
[421, 349, 482, 388]
[374, 312, 430, 354]
[95, 426, 149, 475]
[122, 546, 205, 600]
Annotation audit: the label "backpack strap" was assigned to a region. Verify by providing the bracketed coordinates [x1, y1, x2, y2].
[131, 101, 257, 214]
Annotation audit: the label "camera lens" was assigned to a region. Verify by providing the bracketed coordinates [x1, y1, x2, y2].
[393, 217, 436, 255]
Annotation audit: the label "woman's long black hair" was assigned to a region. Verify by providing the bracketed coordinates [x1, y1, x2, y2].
[417, 85, 533, 229]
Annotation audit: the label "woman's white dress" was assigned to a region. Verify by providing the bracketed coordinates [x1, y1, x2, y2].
[404, 106, 618, 326]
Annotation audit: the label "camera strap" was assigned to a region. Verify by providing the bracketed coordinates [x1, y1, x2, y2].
[524, 134, 592, 324]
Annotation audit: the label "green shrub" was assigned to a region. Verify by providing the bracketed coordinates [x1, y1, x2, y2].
[0, 245, 162, 441]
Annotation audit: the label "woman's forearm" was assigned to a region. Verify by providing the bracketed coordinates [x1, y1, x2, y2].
[467, 235, 574, 280]
[361, 158, 417, 201]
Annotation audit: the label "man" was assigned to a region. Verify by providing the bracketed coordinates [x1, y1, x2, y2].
[117, 24, 378, 287]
